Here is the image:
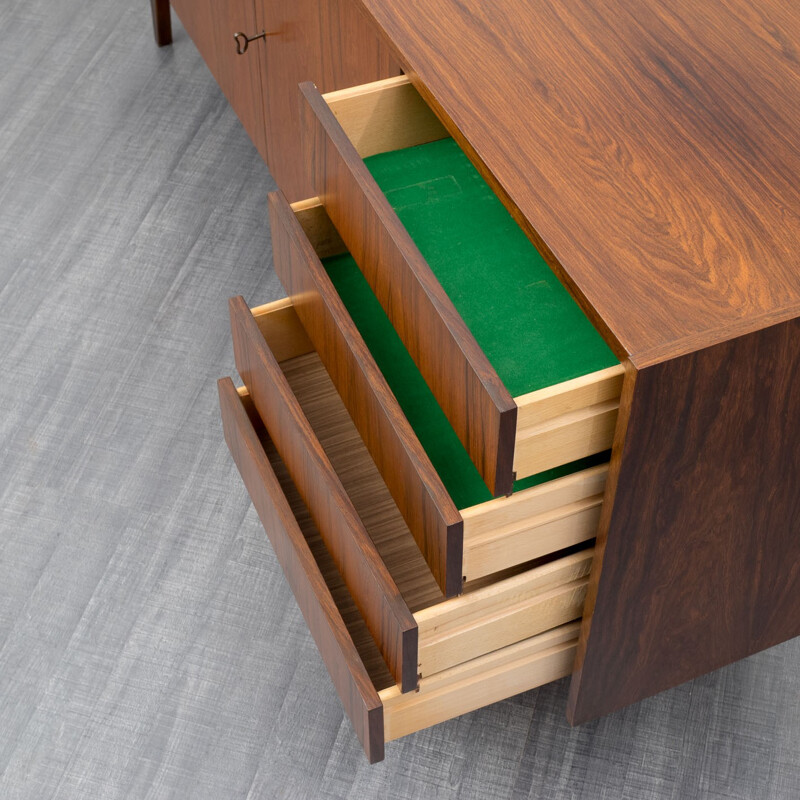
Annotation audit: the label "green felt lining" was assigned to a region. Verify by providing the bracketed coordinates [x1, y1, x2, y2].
[323, 252, 608, 510]
[363, 138, 618, 398]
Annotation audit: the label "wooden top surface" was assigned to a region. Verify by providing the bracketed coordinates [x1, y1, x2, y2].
[356, 0, 800, 363]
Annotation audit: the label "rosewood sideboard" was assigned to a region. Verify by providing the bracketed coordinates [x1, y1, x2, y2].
[150, 0, 800, 762]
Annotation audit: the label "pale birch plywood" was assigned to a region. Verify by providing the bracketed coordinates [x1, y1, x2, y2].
[512, 400, 620, 479]
[462, 498, 603, 583]
[324, 75, 449, 159]
[251, 298, 314, 361]
[416, 551, 593, 676]
[515, 365, 624, 429]
[380, 624, 581, 742]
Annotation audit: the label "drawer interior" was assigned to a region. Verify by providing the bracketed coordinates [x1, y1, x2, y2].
[281, 199, 608, 582]
[364, 138, 618, 399]
[322, 249, 607, 510]
[228, 379, 582, 757]
[321, 250, 607, 581]
[324, 78, 617, 397]
[249, 299, 592, 671]
[313, 76, 624, 489]
[278, 350, 443, 614]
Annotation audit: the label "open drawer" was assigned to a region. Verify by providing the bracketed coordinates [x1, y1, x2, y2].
[265, 191, 607, 598]
[219, 378, 583, 763]
[300, 75, 624, 497]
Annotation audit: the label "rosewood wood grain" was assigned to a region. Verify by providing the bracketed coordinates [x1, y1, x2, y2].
[229, 295, 418, 691]
[218, 378, 384, 762]
[356, 0, 800, 362]
[170, 0, 270, 162]
[150, 0, 172, 46]
[569, 316, 800, 723]
[300, 81, 518, 497]
[268, 190, 464, 596]
[256, 0, 400, 200]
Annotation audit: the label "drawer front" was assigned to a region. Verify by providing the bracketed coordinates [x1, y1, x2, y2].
[300, 78, 518, 498]
[218, 378, 384, 762]
[229, 295, 418, 691]
[268, 190, 463, 597]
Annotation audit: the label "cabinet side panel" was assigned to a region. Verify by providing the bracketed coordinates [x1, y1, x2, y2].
[569, 317, 800, 723]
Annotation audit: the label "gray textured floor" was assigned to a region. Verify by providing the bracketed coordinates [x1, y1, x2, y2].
[1, 2, 799, 798]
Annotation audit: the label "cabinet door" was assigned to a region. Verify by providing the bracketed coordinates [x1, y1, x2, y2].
[171, 0, 270, 162]
[256, 0, 399, 201]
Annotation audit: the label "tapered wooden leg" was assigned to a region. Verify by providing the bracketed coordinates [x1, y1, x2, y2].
[150, 0, 172, 47]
